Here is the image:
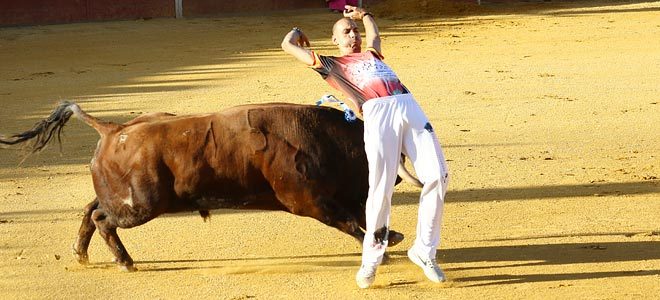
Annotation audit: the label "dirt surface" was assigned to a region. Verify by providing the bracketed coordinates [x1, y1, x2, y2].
[1, 1, 659, 299]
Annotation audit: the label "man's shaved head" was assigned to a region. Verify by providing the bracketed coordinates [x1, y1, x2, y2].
[332, 18, 362, 55]
[333, 18, 357, 36]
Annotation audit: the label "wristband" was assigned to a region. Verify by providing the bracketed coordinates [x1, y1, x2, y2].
[363, 12, 374, 19]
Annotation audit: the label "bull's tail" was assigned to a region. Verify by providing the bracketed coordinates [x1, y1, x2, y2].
[0, 101, 117, 155]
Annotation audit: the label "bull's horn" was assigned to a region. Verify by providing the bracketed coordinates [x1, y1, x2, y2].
[398, 155, 423, 188]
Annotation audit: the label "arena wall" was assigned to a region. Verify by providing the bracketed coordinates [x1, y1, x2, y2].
[0, 0, 172, 26]
[0, 0, 328, 26]
[184, 0, 327, 16]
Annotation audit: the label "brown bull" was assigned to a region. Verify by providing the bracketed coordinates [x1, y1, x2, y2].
[0, 102, 420, 271]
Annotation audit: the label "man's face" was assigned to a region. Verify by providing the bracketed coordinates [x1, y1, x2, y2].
[333, 18, 362, 54]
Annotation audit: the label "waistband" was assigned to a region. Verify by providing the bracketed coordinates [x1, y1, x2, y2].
[362, 93, 414, 109]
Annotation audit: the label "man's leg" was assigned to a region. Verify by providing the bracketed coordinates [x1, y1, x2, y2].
[357, 98, 402, 288]
[401, 97, 449, 282]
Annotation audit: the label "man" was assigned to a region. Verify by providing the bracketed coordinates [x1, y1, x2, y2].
[281, 5, 449, 289]
[326, 0, 358, 13]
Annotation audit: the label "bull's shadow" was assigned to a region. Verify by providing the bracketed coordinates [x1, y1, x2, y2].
[130, 252, 362, 273]
[1, 180, 656, 224]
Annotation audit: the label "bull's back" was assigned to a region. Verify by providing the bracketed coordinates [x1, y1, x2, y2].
[91, 113, 261, 213]
[222, 103, 366, 166]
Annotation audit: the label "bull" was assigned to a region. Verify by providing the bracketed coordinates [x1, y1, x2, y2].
[0, 102, 421, 271]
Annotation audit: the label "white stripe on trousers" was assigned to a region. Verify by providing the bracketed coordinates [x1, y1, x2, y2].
[360, 93, 449, 266]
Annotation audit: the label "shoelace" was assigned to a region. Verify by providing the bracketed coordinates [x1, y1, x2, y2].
[424, 258, 440, 269]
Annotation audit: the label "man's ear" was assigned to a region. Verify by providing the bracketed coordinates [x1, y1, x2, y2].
[332, 35, 338, 45]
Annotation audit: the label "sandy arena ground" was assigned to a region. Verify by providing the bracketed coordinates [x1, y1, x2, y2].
[0, 1, 659, 299]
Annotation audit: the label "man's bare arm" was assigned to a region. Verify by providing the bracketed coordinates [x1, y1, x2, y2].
[343, 5, 381, 54]
[281, 28, 315, 65]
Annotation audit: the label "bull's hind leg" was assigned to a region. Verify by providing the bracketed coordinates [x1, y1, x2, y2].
[91, 208, 136, 272]
[72, 198, 99, 264]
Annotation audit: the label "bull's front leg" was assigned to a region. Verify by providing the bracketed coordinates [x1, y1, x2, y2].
[72, 198, 99, 264]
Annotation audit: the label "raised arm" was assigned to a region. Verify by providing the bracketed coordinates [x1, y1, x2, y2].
[343, 5, 381, 54]
[281, 27, 315, 65]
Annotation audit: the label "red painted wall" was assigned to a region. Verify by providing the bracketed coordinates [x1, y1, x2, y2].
[0, 0, 174, 26]
[184, 0, 326, 16]
[87, 0, 174, 21]
[1, 0, 86, 26]
[0, 0, 332, 26]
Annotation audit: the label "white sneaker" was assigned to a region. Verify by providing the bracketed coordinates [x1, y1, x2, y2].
[355, 264, 377, 289]
[407, 248, 446, 283]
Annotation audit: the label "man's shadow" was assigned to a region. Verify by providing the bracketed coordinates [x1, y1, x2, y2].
[388, 239, 660, 287]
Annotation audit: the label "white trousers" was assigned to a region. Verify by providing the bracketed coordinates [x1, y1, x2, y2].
[360, 93, 449, 266]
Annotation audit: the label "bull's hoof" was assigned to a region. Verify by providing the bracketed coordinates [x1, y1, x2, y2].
[387, 230, 404, 247]
[71, 244, 89, 265]
[76, 254, 90, 265]
[119, 264, 138, 272]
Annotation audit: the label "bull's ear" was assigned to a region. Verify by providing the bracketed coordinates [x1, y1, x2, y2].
[249, 129, 266, 152]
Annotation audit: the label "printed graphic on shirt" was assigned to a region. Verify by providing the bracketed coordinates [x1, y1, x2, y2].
[345, 57, 399, 90]
[311, 49, 409, 106]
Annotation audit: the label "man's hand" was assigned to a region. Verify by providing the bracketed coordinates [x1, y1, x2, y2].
[343, 5, 369, 20]
[344, 5, 380, 53]
[282, 27, 315, 66]
[293, 28, 311, 48]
